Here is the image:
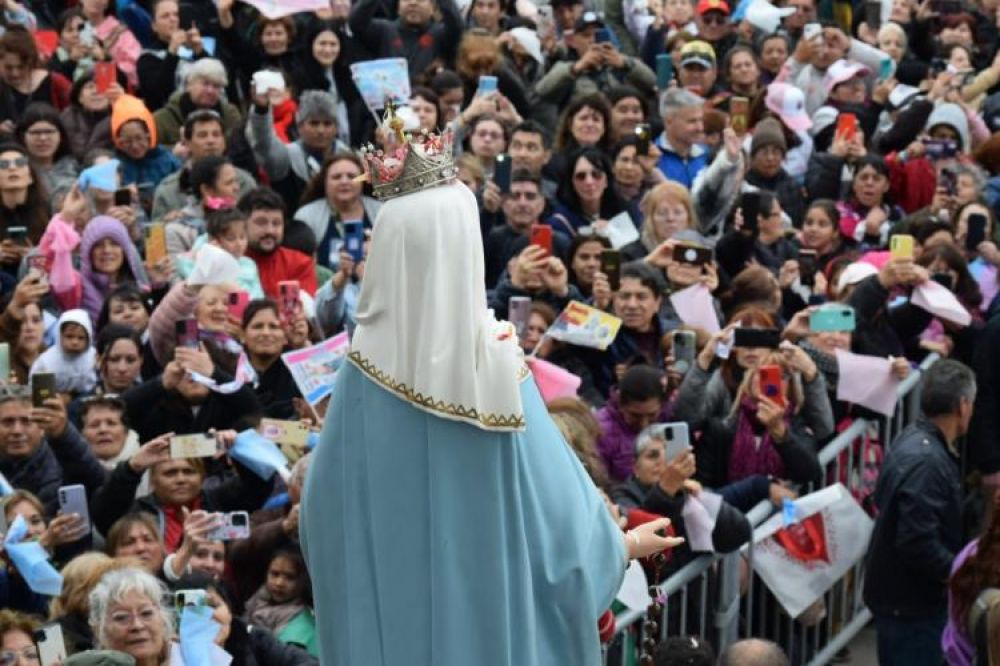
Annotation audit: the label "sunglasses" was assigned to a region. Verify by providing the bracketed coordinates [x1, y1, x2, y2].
[573, 169, 605, 182]
[700, 12, 728, 24]
[0, 157, 29, 170]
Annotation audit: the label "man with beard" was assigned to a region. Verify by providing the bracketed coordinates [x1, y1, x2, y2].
[239, 188, 318, 298]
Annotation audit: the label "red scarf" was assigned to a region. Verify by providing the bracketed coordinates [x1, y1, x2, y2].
[162, 498, 202, 553]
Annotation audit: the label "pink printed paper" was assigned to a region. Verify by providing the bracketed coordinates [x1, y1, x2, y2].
[911, 281, 972, 326]
[669, 284, 720, 334]
[834, 349, 900, 417]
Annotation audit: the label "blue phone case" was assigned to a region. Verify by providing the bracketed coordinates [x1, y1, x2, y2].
[344, 221, 365, 262]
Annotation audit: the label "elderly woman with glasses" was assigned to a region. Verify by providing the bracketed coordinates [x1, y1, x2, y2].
[87, 568, 174, 666]
[0, 609, 41, 666]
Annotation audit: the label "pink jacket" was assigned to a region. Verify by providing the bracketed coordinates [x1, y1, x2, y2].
[38, 214, 82, 312]
[148, 282, 199, 367]
[94, 17, 141, 89]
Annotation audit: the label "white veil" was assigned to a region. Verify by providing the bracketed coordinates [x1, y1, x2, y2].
[348, 181, 526, 431]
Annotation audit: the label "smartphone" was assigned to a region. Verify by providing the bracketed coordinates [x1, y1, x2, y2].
[205, 511, 251, 541]
[740, 191, 761, 236]
[27, 254, 47, 276]
[732, 327, 781, 349]
[259, 418, 310, 448]
[672, 330, 696, 375]
[343, 220, 365, 262]
[803, 22, 822, 41]
[656, 53, 673, 89]
[176, 318, 199, 349]
[600, 249, 621, 291]
[809, 304, 856, 332]
[634, 123, 651, 156]
[878, 57, 893, 81]
[798, 249, 818, 288]
[672, 244, 712, 266]
[179, 3, 194, 29]
[966, 213, 988, 251]
[477, 75, 498, 96]
[7, 226, 27, 245]
[758, 364, 786, 408]
[252, 70, 285, 97]
[0, 342, 8, 383]
[939, 167, 957, 196]
[33, 623, 67, 666]
[530, 224, 552, 255]
[923, 138, 958, 160]
[169, 433, 218, 458]
[509, 296, 531, 336]
[31, 373, 55, 407]
[175, 589, 208, 609]
[278, 281, 300, 325]
[730, 96, 749, 135]
[864, 0, 881, 29]
[58, 484, 91, 531]
[94, 61, 116, 94]
[595, 27, 612, 43]
[493, 153, 512, 194]
[654, 422, 692, 461]
[145, 222, 167, 267]
[889, 234, 915, 261]
[113, 188, 132, 207]
[227, 291, 250, 321]
[835, 113, 858, 143]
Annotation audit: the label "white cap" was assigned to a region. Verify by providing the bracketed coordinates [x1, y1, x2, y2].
[836, 261, 878, 295]
[510, 27, 544, 65]
[745, 0, 795, 33]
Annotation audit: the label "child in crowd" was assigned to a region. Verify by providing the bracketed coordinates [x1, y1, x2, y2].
[175, 207, 265, 299]
[243, 547, 318, 656]
[29, 308, 97, 397]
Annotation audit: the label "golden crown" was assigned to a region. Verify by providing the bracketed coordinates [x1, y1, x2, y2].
[359, 101, 457, 201]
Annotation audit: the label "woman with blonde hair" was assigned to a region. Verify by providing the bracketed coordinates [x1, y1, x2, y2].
[548, 397, 610, 489]
[51, 552, 140, 655]
[634, 181, 699, 254]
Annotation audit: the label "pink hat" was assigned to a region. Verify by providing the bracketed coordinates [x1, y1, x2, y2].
[823, 59, 871, 95]
[765, 83, 812, 133]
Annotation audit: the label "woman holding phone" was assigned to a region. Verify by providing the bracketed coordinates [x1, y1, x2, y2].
[954, 202, 1000, 314]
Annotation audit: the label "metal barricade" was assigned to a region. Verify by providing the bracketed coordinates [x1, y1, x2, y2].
[606, 355, 938, 666]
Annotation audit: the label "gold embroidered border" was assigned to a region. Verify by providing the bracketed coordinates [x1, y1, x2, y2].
[348, 351, 527, 430]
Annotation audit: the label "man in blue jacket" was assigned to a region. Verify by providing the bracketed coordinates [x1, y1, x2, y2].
[655, 88, 709, 188]
[863, 359, 976, 666]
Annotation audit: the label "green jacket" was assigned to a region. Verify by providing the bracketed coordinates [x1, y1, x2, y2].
[153, 91, 244, 147]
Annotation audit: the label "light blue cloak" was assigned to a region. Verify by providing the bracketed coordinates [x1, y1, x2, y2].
[300, 361, 627, 665]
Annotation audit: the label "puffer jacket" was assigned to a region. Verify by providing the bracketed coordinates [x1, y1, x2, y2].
[595, 393, 673, 484]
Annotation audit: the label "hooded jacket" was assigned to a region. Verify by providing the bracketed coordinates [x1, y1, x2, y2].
[29, 309, 97, 395]
[78, 216, 149, 323]
[111, 95, 182, 190]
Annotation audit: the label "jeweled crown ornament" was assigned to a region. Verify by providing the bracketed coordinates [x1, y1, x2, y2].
[359, 99, 457, 201]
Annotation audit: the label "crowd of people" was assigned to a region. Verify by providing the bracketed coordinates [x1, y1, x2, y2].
[0, 0, 997, 663]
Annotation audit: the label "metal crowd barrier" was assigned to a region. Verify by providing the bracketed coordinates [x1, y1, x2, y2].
[604, 354, 939, 666]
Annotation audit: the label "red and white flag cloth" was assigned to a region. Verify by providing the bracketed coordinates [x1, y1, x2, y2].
[750, 483, 873, 618]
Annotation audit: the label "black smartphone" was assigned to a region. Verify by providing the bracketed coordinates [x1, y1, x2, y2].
[31, 373, 55, 407]
[493, 153, 512, 194]
[940, 167, 957, 196]
[179, 4, 194, 29]
[732, 327, 781, 349]
[634, 123, 651, 156]
[600, 249, 621, 291]
[114, 188, 132, 207]
[865, 0, 881, 28]
[7, 226, 27, 245]
[798, 249, 818, 288]
[966, 213, 988, 251]
[672, 244, 712, 266]
[740, 191, 761, 236]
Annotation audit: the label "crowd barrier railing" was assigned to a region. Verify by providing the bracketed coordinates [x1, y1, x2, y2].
[604, 354, 939, 666]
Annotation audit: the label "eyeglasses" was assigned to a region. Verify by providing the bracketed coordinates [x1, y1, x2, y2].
[0, 648, 40, 666]
[573, 169, 605, 182]
[0, 157, 29, 170]
[108, 606, 161, 629]
[700, 12, 728, 24]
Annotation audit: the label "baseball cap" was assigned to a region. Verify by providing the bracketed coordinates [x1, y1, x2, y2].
[574, 10, 604, 31]
[836, 262, 878, 295]
[764, 82, 812, 133]
[680, 40, 717, 69]
[823, 59, 871, 95]
[744, 0, 795, 32]
[696, 0, 731, 15]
